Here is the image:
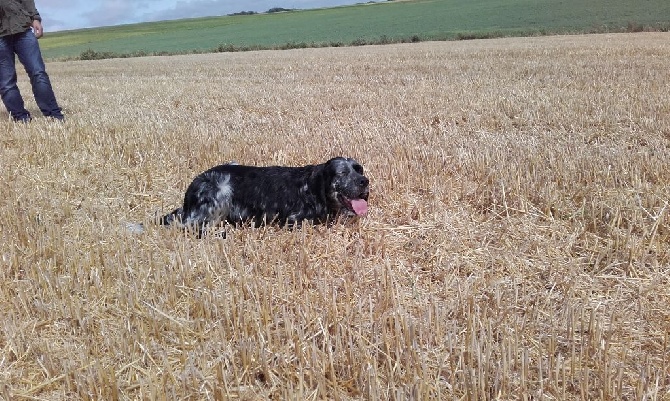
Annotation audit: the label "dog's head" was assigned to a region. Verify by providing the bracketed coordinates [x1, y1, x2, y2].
[324, 157, 369, 217]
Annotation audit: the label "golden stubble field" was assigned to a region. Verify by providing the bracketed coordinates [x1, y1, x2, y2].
[1, 32, 669, 400]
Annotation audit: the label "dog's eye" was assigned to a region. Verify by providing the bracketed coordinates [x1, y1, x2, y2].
[353, 165, 364, 175]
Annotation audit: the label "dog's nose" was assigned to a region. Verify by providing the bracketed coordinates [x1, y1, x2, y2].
[359, 177, 369, 187]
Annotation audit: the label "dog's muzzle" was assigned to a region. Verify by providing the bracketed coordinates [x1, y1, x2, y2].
[338, 176, 369, 216]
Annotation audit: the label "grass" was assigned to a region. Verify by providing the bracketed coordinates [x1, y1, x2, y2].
[39, 0, 670, 60]
[1, 32, 670, 399]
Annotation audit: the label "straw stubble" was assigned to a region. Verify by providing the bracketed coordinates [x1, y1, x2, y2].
[1, 32, 669, 399]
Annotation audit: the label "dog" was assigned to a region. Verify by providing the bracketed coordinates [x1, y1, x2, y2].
[160, 157, 369, 235]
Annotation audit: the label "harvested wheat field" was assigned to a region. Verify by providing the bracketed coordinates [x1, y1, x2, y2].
[1, 32, 669, 400]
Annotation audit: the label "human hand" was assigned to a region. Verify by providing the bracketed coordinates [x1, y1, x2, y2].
[32, 20, 43, 38]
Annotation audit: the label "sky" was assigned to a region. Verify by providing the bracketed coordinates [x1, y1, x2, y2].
[35, 0, 365, 32]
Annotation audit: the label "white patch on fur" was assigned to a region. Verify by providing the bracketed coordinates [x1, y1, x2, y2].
[286, 213, 300, 223]
[210, 175, 234, 222]
[217, 175, 233, 202]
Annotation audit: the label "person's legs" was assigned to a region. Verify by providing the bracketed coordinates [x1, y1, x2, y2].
[0, 34, 31, 122]
[14, 30, 63, 120]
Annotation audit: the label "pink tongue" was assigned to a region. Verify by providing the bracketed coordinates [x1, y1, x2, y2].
[350, 199, 368, 216]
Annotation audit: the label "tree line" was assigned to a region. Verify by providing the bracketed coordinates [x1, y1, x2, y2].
[228, 8, 294, 16]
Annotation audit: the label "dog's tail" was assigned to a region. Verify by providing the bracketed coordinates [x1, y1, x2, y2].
[160, 207, 184, 226]
[124, 207, 183, 235]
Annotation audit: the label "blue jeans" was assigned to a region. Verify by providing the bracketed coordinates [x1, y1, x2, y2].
[0, 29, 63, 121]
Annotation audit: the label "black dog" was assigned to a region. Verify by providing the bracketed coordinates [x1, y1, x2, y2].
[160, 157, 369, 234]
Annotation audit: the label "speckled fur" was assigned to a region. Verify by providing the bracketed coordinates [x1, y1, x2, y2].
[161, 157, 369, 235]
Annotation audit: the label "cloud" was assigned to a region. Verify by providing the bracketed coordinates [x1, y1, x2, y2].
[36, 0, 81, 8]
[142, 0, 248, 22]
[36, 0, 363, 31]
[82, 1, 138, 28]
[143, 0, 361, 22]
